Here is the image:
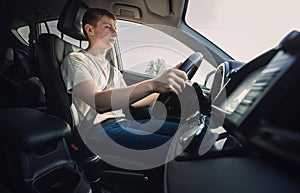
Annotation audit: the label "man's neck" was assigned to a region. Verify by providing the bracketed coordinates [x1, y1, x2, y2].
[86, 44, 107, 61]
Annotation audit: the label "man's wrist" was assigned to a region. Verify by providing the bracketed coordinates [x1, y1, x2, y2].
[144, 79, 156, 94]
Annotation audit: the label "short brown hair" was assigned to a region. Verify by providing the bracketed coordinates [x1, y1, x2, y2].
[82, 8, 116, 38]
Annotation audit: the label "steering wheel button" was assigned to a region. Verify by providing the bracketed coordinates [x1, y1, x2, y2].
[241, 99, 253, 105]
[262, 66, 281, 74]
[245, 90, 260, 100]
[253, 82, 268, 87]
[251, 85, 265, 91]
[235, 104, 248, 115]
[255, 76, 272, 83]
[230, 112, 241, 122]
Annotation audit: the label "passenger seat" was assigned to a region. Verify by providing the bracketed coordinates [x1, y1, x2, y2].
[0, 46, 46, 109]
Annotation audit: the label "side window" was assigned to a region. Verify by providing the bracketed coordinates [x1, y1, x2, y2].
[117, 21, 193, 76]
[15, 21, 88, 48]
[16, 25, 30, 45]
[116, 20, 215, 85]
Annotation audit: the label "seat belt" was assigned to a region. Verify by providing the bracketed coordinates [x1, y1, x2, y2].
[104, 64, 114, 90]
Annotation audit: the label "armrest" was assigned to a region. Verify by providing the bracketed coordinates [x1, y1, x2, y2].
[0, 108, 71, 152]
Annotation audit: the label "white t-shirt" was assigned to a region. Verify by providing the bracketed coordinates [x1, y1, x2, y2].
[61, 50, 126, 130]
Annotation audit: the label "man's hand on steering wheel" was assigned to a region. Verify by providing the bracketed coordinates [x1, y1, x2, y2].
[151, 68, 188, 95]
[149, 52, 203, 95]
[150, 52, 206, 121]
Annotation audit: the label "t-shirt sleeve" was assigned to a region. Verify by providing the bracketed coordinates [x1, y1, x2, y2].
[61, 53, 93, 92]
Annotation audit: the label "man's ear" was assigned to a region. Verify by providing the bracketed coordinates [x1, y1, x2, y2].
[84, 24, 94, 36]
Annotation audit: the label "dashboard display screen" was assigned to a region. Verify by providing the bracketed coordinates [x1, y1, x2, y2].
[220, 69, 262, 114]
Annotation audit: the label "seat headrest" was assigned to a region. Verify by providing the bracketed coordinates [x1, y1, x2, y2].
[57, 0, 89, 41]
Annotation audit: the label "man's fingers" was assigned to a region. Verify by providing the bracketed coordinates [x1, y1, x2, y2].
[173, 62, 183, 69]
[153, 68, 188, 94]
[172, 69, 188, 81]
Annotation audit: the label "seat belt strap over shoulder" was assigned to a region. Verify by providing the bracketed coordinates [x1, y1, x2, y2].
[104, 64, 114, 90]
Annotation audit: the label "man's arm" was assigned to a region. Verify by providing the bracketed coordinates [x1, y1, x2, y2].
[131, 93, 159, 108]
[73, 68, 187, 113]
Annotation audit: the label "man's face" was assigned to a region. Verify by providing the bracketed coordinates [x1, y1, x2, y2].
[89, 15, 117, 50]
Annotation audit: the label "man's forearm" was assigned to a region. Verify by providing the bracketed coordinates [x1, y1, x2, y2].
[95, 79, 154, 113]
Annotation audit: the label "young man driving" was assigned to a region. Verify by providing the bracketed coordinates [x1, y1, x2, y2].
[61, 8, 187, 150]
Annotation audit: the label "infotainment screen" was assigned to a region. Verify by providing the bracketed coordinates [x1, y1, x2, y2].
[219, 69, 262, 114]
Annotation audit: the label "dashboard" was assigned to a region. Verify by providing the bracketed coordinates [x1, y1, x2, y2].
[212, 46, 300, 160]
[165, 30, 300, 193]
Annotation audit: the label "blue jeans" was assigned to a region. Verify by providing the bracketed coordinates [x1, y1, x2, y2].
[90, 119, 179, 150]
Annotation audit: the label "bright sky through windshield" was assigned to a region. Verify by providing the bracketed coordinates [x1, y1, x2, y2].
[186, 0, 300, 62]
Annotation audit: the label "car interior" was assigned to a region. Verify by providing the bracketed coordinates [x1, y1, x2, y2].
[1, 0, 300, 193]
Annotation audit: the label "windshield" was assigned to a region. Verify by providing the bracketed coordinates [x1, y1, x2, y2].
[186, 0, 300, 62]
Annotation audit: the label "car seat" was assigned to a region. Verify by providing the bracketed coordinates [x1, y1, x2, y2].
[0, 47, 46, 109]
[0, 0, 45, 109]
[36, 21, 103, 193]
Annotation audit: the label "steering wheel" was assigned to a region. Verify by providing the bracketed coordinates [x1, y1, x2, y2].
[150, 52, 205, 122]
[177, 52, 203, 79]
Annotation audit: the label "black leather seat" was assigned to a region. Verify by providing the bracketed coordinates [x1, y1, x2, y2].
[35, 0, 95, 165]
[0, 2, 45, 109]
[36, 0, 104, 188]
[37, 0, 88, 133]
[0, 47, 45, 108]
[37, 33, 81, 127]
[36, 32, 101, 169]
[0, 0, 45, 110]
